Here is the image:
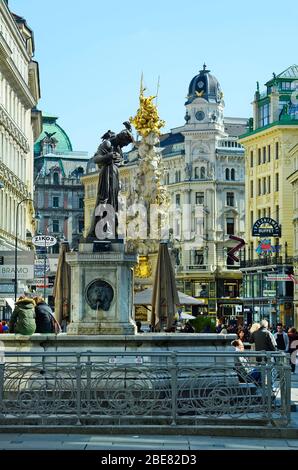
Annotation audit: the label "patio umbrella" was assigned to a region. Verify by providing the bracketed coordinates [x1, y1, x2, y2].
[134, 289, 204, 306]
[151, 243, 179, 332]
[180, 312, 196, 320]
[53, 241, 71, 325]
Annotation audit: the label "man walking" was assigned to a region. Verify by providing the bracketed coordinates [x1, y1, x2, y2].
[274, 323, 289, 352]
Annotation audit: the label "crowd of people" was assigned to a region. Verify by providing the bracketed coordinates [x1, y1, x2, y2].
[0, 295, 61, 335]
[222, 319, 298, 374]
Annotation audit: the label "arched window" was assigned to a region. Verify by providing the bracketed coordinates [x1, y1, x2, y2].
[53, 172, 59, 185]
[195, 167, 199, 179]
[200, 166, 206, 179]
[225, 168, 230, 180]
[231, 168, 235, 181]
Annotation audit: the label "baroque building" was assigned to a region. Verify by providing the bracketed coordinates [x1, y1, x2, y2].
[240, 65, 298, 327]
[34, 114, 89, 252]
[0, 0, 41, 250]
[83, 66, 246, 320]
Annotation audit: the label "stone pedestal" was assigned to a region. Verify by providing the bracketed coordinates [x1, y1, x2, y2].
[66, 242, 138, 335]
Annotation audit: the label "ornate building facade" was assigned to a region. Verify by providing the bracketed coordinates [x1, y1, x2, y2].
[83, 66, 247, 319]
[240, 65, 298, 327]
[0, 1, 41, 251]
[34, 114, 89, 252]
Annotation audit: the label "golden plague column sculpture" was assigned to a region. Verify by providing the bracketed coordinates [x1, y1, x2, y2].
[128, 83, 170, 290]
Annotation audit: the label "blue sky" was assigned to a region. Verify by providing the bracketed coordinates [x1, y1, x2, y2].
[9, 0, 298, 156]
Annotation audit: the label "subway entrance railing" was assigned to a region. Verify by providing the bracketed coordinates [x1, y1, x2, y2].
[0, 350, 291, 428]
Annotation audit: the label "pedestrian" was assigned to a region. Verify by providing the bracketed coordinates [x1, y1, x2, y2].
[33, 296, 61, 334]
[250, 319, 276, 361]
[274, 323, 289, 352]
[288, 327, 298, 373]
[9, 296, 36, 335]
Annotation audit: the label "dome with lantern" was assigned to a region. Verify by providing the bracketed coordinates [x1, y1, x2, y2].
[186, 64, 223, 105]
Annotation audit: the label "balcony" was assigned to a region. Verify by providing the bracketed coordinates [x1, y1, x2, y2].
[240, 256, 294, 268]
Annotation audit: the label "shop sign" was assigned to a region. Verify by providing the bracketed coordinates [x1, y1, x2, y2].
[263, 289, 276, 297]
[32, 235, 57, 247]
[252, 217, 281, 237]
[255, 239, 281, 255]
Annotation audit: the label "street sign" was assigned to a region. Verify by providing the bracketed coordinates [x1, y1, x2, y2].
[32, 235, 57, 247]
[263, 290, 276, 297]
[265, 274, 293, 281]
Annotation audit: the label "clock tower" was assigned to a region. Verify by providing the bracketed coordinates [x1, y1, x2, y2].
[184, 63, 225, 129]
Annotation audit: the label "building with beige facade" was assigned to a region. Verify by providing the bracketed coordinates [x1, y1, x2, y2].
[0, 1, 41, 252]
[83, 66, 247, 320]
[240, 65, 298, 327]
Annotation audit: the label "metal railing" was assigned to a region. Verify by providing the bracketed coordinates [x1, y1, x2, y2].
[0, 350, 291, 429]
[241, 256, 294, 268]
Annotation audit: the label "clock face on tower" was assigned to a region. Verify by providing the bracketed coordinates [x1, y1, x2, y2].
[195, 111, 205, 121]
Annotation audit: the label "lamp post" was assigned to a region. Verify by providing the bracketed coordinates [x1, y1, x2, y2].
[14, 197, 37, 301]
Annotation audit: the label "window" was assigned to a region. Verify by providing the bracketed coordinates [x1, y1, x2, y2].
[258, 149, 261, 165]
[263, 177, 266, 195]
[259, 103, 270, 127]
[79, 197, 84, 209]
[231, 168, 235, 181]
[275, 173, 279, 192]
[175, 170, 181, 183]
[200, 167, 206, 179]
[280, 81, 292, 90]
[226, 217, 235, 235]
[268, 207, 271, 217]
[276, 205, 279, 222]
[52, 220, 59, 233]
[268, 145, 271, 162]
[258, 179, 261, 195]
[250, 151, 254, 167]
[250, 210, 254, 229]
[53, 172, 59, 185]
[166, 173, 170, 184]
[226, 192, 234, 206]
[258, 209, 261, 219]
[267, 176, 271, 193]
[52, 196, 59, 208]
[78, 220, 84, 233]
[250, 180, 253, 197]
[225, 168, 230, 180]
[275, 142, 279, 159]
[263, 147, 266, 163]
[194, 250, 204, 265]
[175, 194, 181, 206]
[196, 192, 204, 205]
[195, 167, 199, 179]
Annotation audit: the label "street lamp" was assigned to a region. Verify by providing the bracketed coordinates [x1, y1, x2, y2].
[14, 198, 39, 301]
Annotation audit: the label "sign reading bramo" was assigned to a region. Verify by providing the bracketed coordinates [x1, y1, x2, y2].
[252, 217, 281, 237]
[0, 251, 34, 280]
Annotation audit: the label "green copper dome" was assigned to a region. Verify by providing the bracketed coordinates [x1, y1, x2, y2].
[34, 114, 73, 157]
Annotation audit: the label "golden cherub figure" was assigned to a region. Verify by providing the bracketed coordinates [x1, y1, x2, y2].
[130, 86, 165, 138]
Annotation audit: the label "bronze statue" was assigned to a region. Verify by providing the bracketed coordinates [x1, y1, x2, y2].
[86, 121, 133, 240]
